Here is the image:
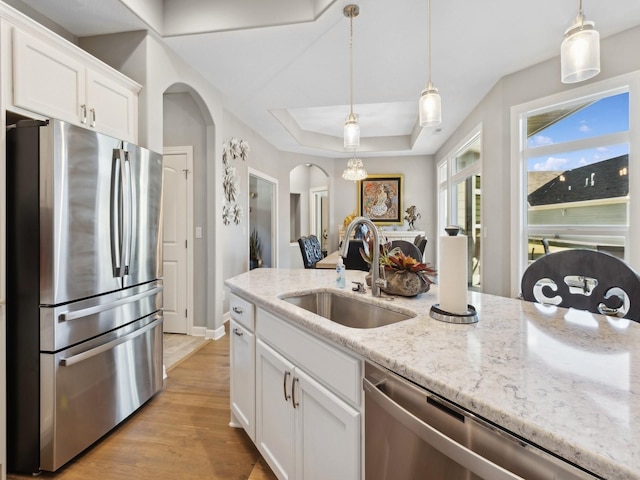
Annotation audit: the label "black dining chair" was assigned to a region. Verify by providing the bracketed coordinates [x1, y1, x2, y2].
[413, 235, 428, 260]
[520, 249, 640, 322]
[297, 235, 324, 269]
[342, 239, 370, 271]
[390, 240, 423, 262]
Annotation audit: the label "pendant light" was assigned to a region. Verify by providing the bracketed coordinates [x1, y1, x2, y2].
[561, 0, 600, 84]
[419, 0, 441, 127]
[342, 156, 367, 182]
[344, 4, 360, 148]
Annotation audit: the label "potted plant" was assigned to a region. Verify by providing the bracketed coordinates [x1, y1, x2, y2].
[249, 228, 263, 270]
[359, 232, 437, 296]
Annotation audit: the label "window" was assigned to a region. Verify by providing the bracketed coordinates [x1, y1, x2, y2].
[511, 74, 640, 296]
[438, 127, 482, 289]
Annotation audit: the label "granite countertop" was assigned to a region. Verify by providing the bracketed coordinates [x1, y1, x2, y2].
[226, 268, 640, 480]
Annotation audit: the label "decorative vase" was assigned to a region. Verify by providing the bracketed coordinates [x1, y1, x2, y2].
[250, 258, 263, 270]
[381, 270, 431, 297]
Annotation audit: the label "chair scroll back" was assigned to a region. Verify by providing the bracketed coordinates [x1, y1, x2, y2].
[520, 249, 640, 322]
[297, 235, 324, 269]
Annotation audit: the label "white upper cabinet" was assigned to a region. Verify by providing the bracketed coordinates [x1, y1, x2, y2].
[11, 27, 139, 142]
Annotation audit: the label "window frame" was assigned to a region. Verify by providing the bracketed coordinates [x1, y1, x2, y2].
[437, 124, 483, 289]
[510, 72, 640, 297]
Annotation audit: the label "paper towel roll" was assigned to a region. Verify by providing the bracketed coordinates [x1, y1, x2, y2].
[439, 234, 468, 314]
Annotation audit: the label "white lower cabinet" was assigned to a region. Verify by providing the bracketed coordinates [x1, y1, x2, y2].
[256, 338, 360, 480]
[230, 319, 255, 441]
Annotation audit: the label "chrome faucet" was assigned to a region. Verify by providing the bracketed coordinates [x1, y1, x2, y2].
[341, 217, 386, 297]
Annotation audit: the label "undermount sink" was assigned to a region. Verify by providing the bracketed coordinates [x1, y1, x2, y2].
[280, 291, 415, 329]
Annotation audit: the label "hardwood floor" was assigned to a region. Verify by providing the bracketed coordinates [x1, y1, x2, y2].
[7, 329, 277, 480]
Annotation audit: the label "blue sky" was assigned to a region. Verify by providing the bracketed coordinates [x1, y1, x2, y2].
[527, 92, 629, 172]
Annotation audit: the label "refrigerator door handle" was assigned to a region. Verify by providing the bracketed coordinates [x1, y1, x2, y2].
[59, 285, 164, 322]
[122, 150, 132, 275]
[59, 315, 163, 367]
[111, 149, 132, 278]
[111, 149, 124, 277]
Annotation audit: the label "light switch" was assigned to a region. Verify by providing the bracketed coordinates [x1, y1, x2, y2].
[195, 226, 202, 238]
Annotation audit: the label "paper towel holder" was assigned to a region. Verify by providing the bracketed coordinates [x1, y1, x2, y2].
[429, 304, 478, 324]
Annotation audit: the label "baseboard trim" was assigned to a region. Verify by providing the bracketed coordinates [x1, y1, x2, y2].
[190, 326, 207, 337]
[208, 324, 226, 340]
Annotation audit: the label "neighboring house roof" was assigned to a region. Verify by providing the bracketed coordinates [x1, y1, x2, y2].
[528, 155, 629, 206]
[527, 171, 562, 195]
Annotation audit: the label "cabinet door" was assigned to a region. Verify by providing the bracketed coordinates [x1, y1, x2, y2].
[256, 339, 296, 480]
[294, 368, 361, 480]
[87, 68, 137, 142]
[12, 28, 86, 125]
[230, 320, 255, 441]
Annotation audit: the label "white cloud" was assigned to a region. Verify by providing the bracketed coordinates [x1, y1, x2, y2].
[531, 135, 553, 146]
[533, 156, 569, 171]
[579, 121, 591, 133]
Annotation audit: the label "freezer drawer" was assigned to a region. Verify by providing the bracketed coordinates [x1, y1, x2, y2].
[40, 280, 163, 352]
[39, 313, 163, 472]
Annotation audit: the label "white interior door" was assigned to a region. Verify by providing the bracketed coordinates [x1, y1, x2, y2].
[162, 147, 193, 334]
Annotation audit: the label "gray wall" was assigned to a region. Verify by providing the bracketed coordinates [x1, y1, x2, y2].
[80, 20, 640, 318]
[331, 155, 436, 265]
[434, 24, 640, 297]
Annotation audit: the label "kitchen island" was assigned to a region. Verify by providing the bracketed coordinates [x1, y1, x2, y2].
[226, 268, 640, 480]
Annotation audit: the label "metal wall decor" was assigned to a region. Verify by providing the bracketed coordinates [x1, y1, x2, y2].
[222, 137, 249, 225]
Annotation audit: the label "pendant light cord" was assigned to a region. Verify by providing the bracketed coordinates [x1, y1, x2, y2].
[427, 0, 432, 85]
[349, 11, 354, 116]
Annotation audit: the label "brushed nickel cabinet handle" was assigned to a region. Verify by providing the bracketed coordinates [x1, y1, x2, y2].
[283, 371, 291, 402]
[292, 377, 300, 408]
[80, 104, 87, 124]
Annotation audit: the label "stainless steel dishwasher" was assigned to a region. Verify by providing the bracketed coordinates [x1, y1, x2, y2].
[364, 361, 601, 480]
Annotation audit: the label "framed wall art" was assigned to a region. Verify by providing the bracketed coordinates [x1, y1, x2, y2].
[358, 174, 404, 225]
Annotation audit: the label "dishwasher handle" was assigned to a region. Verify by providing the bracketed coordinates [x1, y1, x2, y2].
[363, 377, 524, 480]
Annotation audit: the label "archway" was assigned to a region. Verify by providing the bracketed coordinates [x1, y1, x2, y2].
[162, 83, 221, 338]
[289, 164, 330, 267]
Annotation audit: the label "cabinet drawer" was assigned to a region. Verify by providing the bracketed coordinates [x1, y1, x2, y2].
[229, 292, 255, 331]
[257, 308, 361, 407]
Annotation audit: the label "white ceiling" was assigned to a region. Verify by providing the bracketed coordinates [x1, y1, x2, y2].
[12, 0, 640, 158]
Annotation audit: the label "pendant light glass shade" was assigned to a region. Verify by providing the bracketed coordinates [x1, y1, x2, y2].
[561, 2, 600, 84]
[418, 0, 441, 127]
[419, 82, 441, 127]
[342, 157, 367, 182]
[344, 113, 360, 148]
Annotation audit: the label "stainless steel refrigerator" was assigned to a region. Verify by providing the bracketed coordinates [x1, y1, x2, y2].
[6, 119, 164, 473]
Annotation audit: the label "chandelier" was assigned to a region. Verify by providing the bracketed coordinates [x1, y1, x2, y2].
[342, 157, 367, 182]
[344, 4, 360, 148]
